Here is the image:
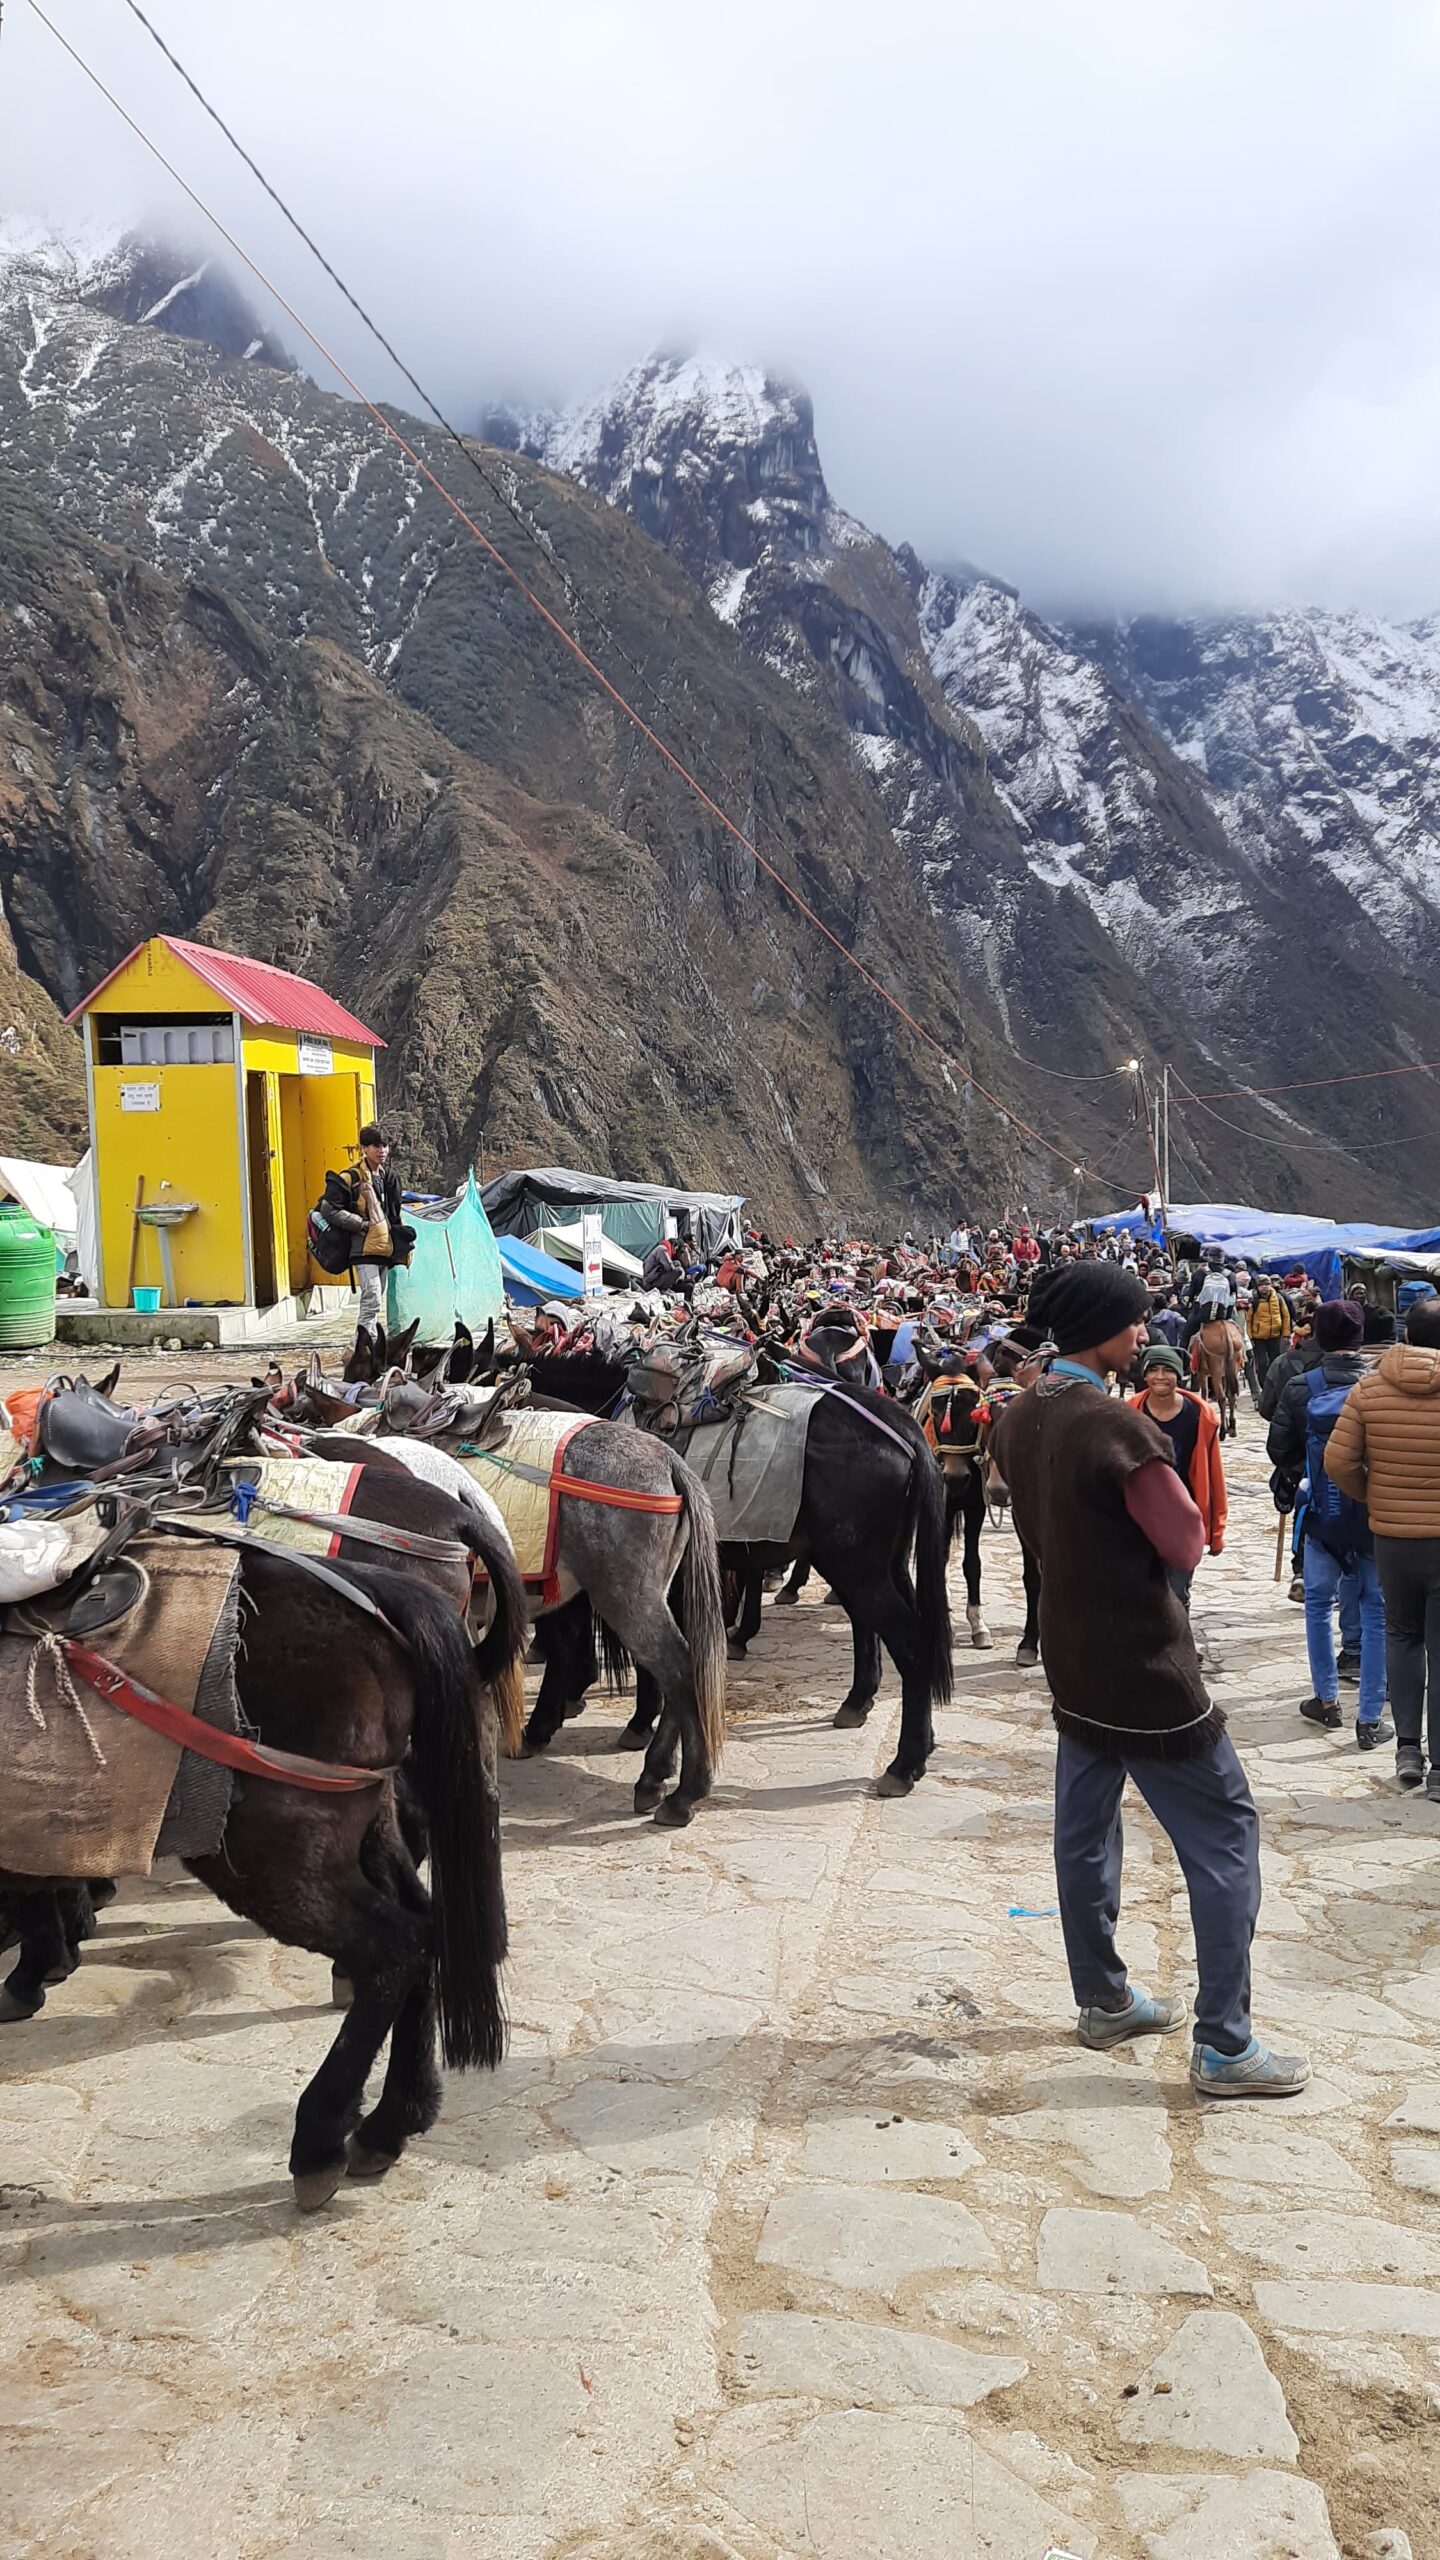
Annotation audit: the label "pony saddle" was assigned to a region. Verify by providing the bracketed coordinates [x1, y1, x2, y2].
[39, 1379, 138, 1473]
[629, 1340, 755, 1432]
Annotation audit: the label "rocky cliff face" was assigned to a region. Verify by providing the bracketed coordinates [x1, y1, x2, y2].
[0, 235, 1028, 1226]
[503, 355, 1440, 1215]
[3, 231, 1437, 1220]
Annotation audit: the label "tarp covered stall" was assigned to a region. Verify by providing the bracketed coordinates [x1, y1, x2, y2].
[1091, 1201, 1440, 1300]
[0, 1159, 79, 1256]
[386, 1173, 504, 1339]
[497, 1234, 584, 1306]
[536, 1219, 645, 1279]
[481, 1166, 744, 1262]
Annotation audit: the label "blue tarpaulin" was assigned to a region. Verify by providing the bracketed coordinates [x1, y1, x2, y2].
[497, 1234, 584, 1306]
[1091, 1201, 1440, 1300]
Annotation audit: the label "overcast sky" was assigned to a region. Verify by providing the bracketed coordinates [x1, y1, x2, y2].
[7, 0, 1440, 615]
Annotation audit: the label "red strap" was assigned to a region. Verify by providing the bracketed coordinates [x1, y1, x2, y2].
[63, 1641, 397, 1793]
[559, 1478, 682, 1515]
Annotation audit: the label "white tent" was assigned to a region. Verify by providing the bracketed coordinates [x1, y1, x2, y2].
[0, 1157, 78, 1246]
[536, 1219, 645, 1280]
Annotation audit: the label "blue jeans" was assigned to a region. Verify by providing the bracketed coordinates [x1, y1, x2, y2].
[1054, 1732, 1260, 2055]
[1304, 1540, 1385, 1720]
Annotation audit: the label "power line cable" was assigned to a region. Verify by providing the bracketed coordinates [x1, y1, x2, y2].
[27, 0, 1141, 1193]
[1167, 1068, 1419, 1158]
[1187, 1055, 1440, 1103]
[112, 0, 1171, 1121]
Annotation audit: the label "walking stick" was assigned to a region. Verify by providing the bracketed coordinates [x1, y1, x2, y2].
[1274, 1511, 1289, 1583]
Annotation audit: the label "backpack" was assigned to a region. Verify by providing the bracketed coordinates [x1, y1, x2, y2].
[306, 1202, 357, 1276]
[1303, 1370, 1371, 1559]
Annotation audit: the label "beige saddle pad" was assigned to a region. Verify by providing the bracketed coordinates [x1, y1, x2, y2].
[0, 1537, 240, 1880]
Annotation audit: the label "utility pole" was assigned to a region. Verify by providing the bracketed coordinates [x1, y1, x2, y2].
[1160, 1067, 1172, 1208]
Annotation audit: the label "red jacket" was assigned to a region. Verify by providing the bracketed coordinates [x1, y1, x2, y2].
[1127, 1387, 1228, 1555]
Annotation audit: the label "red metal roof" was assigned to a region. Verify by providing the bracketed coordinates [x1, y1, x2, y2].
[67, 935, 385, 1047]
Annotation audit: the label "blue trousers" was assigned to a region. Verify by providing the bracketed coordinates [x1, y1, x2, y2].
[1304, 1540, 1385, 1719]
[1054, 1731, 1261, 2055]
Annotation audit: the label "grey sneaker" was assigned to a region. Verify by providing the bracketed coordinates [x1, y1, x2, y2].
[1191, 2038, 1310, 2098]
[1077, 1985, 1187, 2050]
[1356, 1716, 1394, 1750]
[1397, 1743, 1426, 1789]
[1426, 1768, 1440, 1804]
[1336, 1650, 1361, 1684]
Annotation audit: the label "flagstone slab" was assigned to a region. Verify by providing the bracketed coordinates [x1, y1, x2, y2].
[797, 2111, 982, 2183]
[1219, 2210, 1438, 2276]
[757, 2183, 996, 2293]
[1035, 2208, 1212, 2297]
[734, 2310, 1027, 2406]
[1253, 2279, 1440, 2336]
[1115, 2309, 1298, 2459]
[1116, 2468, 1339, 2559]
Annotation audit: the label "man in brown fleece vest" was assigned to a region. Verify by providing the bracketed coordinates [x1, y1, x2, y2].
[992, 1261, 1308, 2099]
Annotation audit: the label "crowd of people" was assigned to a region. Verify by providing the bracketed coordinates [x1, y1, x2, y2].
[542, 1208, 1440, 2105]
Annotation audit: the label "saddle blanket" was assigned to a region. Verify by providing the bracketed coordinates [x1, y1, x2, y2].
[670, 1383, 817, 1545]
[228, 1456, 365, 1555]
[458, 1412, 587, 1599]
[0, 1536, 241, 1880]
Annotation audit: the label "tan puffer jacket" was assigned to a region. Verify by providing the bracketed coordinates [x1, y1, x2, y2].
[1325, 1344, 1440, 1537]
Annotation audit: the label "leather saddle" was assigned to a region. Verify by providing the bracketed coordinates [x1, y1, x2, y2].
[629, 1340, 756, 1433]
[39, 1379, 138, 1473]
[4, 1497, 151, 1639]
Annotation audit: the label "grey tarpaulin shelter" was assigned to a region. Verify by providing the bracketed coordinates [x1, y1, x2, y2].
[480, 1167, 744, 1263]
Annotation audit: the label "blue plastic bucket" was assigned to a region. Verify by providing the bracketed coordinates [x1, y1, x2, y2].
[132, 1286, 162, 1313]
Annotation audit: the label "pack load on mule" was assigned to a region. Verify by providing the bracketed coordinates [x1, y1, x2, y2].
[0, 1367, 527, 2209]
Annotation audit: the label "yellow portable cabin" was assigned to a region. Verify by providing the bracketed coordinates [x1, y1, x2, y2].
[68, 936, 383, 1312]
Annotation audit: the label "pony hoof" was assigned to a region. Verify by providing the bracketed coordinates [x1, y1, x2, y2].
[725, 1638, 748, 1662]
[833, 1702, 871, 1729]
[42, 1955, 79, 1985]
[517, 1732, 550, 1759]
[330, 1969, 355, 2010]
[876, 1766, 918, 1799]
[293, 2160, 348, 2212]
[653, 1793, 695, 1828]
[0, 1986, 42, 2024]
[968, 1623, 994, 1650]
[346, 2138, 400, 2182]
[633, 1780, 666, 1815]
[1015, 1644, 1040, 1669]
[614, 1720, 651, 1750]
[773, 1589, 800, 1607]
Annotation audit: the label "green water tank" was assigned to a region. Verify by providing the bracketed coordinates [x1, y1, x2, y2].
[0, 1203, 57, 1349]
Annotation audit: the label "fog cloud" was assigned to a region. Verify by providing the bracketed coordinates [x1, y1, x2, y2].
[7, 0, 1440, 615]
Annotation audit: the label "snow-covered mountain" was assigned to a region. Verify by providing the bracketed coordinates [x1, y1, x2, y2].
[3, 224, 1438, 1214]
[1079, 608, 1440, 953]
[492, 353, 1440, 1211]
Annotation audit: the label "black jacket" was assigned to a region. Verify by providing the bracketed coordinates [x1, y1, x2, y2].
[1258, 1335, 1320, 1423]
[322, 1164, 412, 1266]
[1266, 1351, 1366, 1483]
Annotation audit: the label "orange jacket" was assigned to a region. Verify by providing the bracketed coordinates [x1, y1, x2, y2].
[1128, 1387, 1228, 1554]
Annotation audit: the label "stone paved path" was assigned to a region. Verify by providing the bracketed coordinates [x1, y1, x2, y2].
[2, 1401, 1436, 2558]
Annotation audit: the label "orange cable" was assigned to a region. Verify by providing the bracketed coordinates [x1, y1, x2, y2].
[25, 0, 1129, 1187]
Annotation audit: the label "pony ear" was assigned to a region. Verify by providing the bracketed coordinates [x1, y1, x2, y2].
[96, 1362, 121, 1399]
[392, 1318, 420, 1368]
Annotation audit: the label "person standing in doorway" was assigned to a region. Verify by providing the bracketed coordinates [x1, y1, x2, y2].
[322, 1122, 410, 1337]
[990, 1260, 1308, 2098]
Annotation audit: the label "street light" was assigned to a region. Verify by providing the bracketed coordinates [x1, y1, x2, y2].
[1123, 1057, 1140, 1075]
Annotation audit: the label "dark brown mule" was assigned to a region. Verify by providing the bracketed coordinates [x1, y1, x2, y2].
[1, 1545, 522, 2209]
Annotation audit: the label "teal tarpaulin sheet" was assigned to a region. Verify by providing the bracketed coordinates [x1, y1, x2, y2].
[386, 1173, 505, 1338]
